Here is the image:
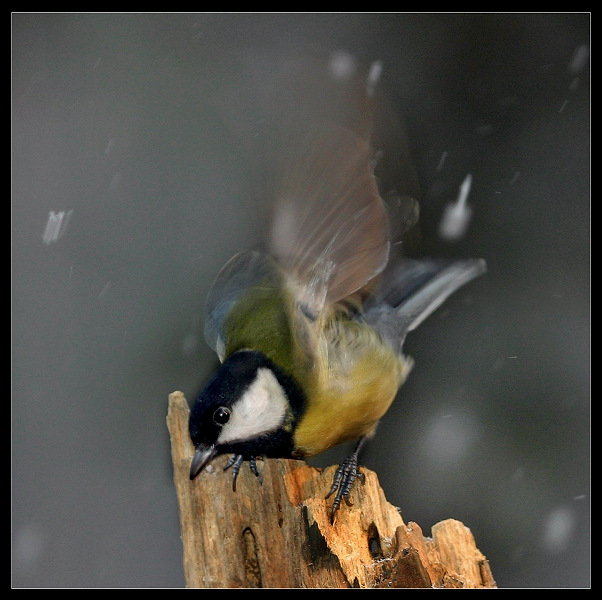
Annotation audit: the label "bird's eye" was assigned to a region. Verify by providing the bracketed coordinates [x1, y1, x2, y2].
[213, 406, 231, 425]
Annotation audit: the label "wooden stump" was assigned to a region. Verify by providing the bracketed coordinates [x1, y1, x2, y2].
[167, 391, 496, 588]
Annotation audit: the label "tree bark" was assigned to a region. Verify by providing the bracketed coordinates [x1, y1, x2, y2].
[167, 391, 496, 588]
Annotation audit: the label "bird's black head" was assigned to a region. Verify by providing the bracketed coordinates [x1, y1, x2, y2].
[188, 350, 305, 480]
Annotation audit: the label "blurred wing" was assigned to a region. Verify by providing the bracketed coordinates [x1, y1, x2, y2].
[269, 124, 390, 317]
[204, 250, 282, 361]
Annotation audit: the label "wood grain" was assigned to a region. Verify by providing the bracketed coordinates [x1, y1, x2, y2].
[167, 391, 496, 588]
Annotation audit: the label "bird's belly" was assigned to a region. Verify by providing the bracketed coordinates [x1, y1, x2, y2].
[293, 352, 411, 458]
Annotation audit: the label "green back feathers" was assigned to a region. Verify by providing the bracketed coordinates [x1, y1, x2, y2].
[222, 283, 301, 380]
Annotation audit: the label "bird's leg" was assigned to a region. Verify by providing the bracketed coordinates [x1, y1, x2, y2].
[325, 435, 369, 524]
[249, 456, 263, 484]
[224, 454, 245, 491]
[224, 454, 263, 491]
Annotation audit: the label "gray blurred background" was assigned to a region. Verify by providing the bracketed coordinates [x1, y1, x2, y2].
[12, 13, 589, 588]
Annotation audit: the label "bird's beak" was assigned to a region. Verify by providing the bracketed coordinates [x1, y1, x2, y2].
[189, 444, 217, 480]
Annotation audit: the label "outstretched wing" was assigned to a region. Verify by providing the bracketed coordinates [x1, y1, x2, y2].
[205, 57, 422, 362]
[269, 123, 391, 318]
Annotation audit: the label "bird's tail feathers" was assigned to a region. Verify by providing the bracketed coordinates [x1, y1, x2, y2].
[364, 258, 486, 349]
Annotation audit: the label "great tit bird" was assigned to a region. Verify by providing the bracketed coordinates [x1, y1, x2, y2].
[188, 104, 486, 522]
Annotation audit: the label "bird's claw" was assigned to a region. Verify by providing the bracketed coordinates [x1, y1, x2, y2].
[325, 455, 365, 524]
[224, 454, 263, 491]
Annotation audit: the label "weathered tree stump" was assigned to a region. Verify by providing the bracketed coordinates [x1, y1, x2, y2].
[167, 391, 496, 588]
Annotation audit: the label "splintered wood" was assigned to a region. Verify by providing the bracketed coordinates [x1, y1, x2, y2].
[167, 391, 496, 588]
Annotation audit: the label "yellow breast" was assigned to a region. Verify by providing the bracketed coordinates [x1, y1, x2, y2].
[292, 318, 413, 458]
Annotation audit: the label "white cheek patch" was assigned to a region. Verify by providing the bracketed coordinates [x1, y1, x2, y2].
[217, 368, 288, 446]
